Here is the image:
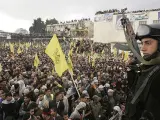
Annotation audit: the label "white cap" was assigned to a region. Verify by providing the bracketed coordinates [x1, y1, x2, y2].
[113, 106, 121, 112]
[34, 89, 39, 93]
[93, 77, 97, 81]
[75, 102, 86, 110]
[105, 83, 110, 88]
[23, 89, 29, 94]
[41, 85, 47, 90]
[113, 106, 122, 115]
[108, 89, 114, 93]
[82, 90, 88, 94]
[98, 85, 104, 89]
[94, 80, 98, 83]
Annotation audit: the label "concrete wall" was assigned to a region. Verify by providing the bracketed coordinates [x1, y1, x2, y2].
[94, 11, 160, 43]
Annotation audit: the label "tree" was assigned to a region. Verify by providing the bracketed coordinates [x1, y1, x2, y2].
[45, 18, 59, 25]
[29, 18, 45, 34]
[15, 28, 28, 34]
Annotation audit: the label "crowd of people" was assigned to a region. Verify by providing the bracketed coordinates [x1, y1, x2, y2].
[95, 8, 160, 15]
[59, 18, 91, 24]
[0, 38, 129, 120]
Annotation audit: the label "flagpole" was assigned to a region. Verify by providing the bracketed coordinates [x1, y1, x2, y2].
[69, 72, 81, 98]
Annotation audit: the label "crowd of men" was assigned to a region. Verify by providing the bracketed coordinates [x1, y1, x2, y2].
[95, 8, 160, 15]
[0, 38, 129, 120]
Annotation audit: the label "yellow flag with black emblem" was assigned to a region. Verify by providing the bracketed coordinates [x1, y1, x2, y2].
[124, 51, 129, 61]
[17, 47, 22, 54]
[0, 63, 2, 72]
[113, 48, 117, 57]
[45, 34, 68, 77]
[9, 42, 14, 53]
[68, 55, 73, 75]
[34, 53, 40, 68]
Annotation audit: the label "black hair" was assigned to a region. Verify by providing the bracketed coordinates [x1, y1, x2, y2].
[50, 107, 57, 112]
[5, 92, 12, 97]
[45, 87, 51, 92]
[13, 92, 19, 97]
[43, 108, 51, 116]
[39, 91, 44, 95]
[14, 83, 19, 89]
[80, 94, 87, 99]
[63, 111, 68, 116]
[24, 92, 32, 99]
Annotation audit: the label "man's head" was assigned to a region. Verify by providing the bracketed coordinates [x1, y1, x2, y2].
[50, 108, 57, 117]
[38, 92, 44, 101]
[29, 108, 35, 116]
[42, 108, 51, 119]
[80, 94, 89, 103]
[108, 89, 114, 97]
[24, 94, 31, 103]
[45, 88, 51, 96]
[75, 102, 86, 114]
[0, 90, 4, 99]
[55, 91, 63, 102]
[141, 37, 159, 56]
[34, 88, 39, 96]
[63, 111, 68, 120]
[13, 92, 19, 101]
[23, 89, 30, 96]
[5, 92, 12, 101]
[136, 24, 160, 60]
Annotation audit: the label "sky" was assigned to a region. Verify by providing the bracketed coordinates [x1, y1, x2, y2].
[0, 0, 160, 32]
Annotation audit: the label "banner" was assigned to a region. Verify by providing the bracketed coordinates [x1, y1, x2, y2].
[158, 12, 160, 20]
[104, 13, 113, 22]
[116, 15, 123, 30]
[94, 13, 113, 22]
[114, 43, 131, 51]
[130, 12, 148, 21]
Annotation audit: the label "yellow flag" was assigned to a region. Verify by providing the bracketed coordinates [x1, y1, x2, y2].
[82, 52, 85, 57]
[92, 56, 96, 67]
[52, 68, 55, 75]
[124, 51, 129, 61]
[34, 53, 40, 68]
[73, 42, 76, 47]
[26, 43, 30, 48]
[121, 51, 125, 58]
[101, 50, 104, 54]
[57, 84, 62, 88]
[0, 63, 2, 72]
[17, 47, 22, 54]
[68, 48, 73, 75]
[68, 48, 73, 57]
[88, 55, 91, 63]
[92, 59, 95, 67]
[68, 55, 73, 75]
[113, 48, 117, 57]
[45, 34, 68, 77]
[76, 47, 79, 54]
[70, 42, 73, 48]
[9, 42, 14, 53]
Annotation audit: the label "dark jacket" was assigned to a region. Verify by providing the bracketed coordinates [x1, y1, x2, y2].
[126, 65, 160, 120]
[1, 98, 16, 119]
[49, 99, 65, 117]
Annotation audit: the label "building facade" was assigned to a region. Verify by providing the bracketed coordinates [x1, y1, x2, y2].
[46, 19, 94, 38]
[94, 10, 160, 43]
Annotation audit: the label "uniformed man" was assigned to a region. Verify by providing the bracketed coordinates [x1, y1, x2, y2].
[125, 24, 160, 120]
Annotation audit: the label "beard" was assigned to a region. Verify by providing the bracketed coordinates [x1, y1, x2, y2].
[143, 51, 159, 61]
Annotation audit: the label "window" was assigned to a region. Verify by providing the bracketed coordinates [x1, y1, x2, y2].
[139, 21, 147, 25]
[153, 20, 160, 24]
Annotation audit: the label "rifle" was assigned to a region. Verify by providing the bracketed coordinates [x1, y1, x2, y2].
[121, 8, 160, 65]
[121, 8, 141, 64]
